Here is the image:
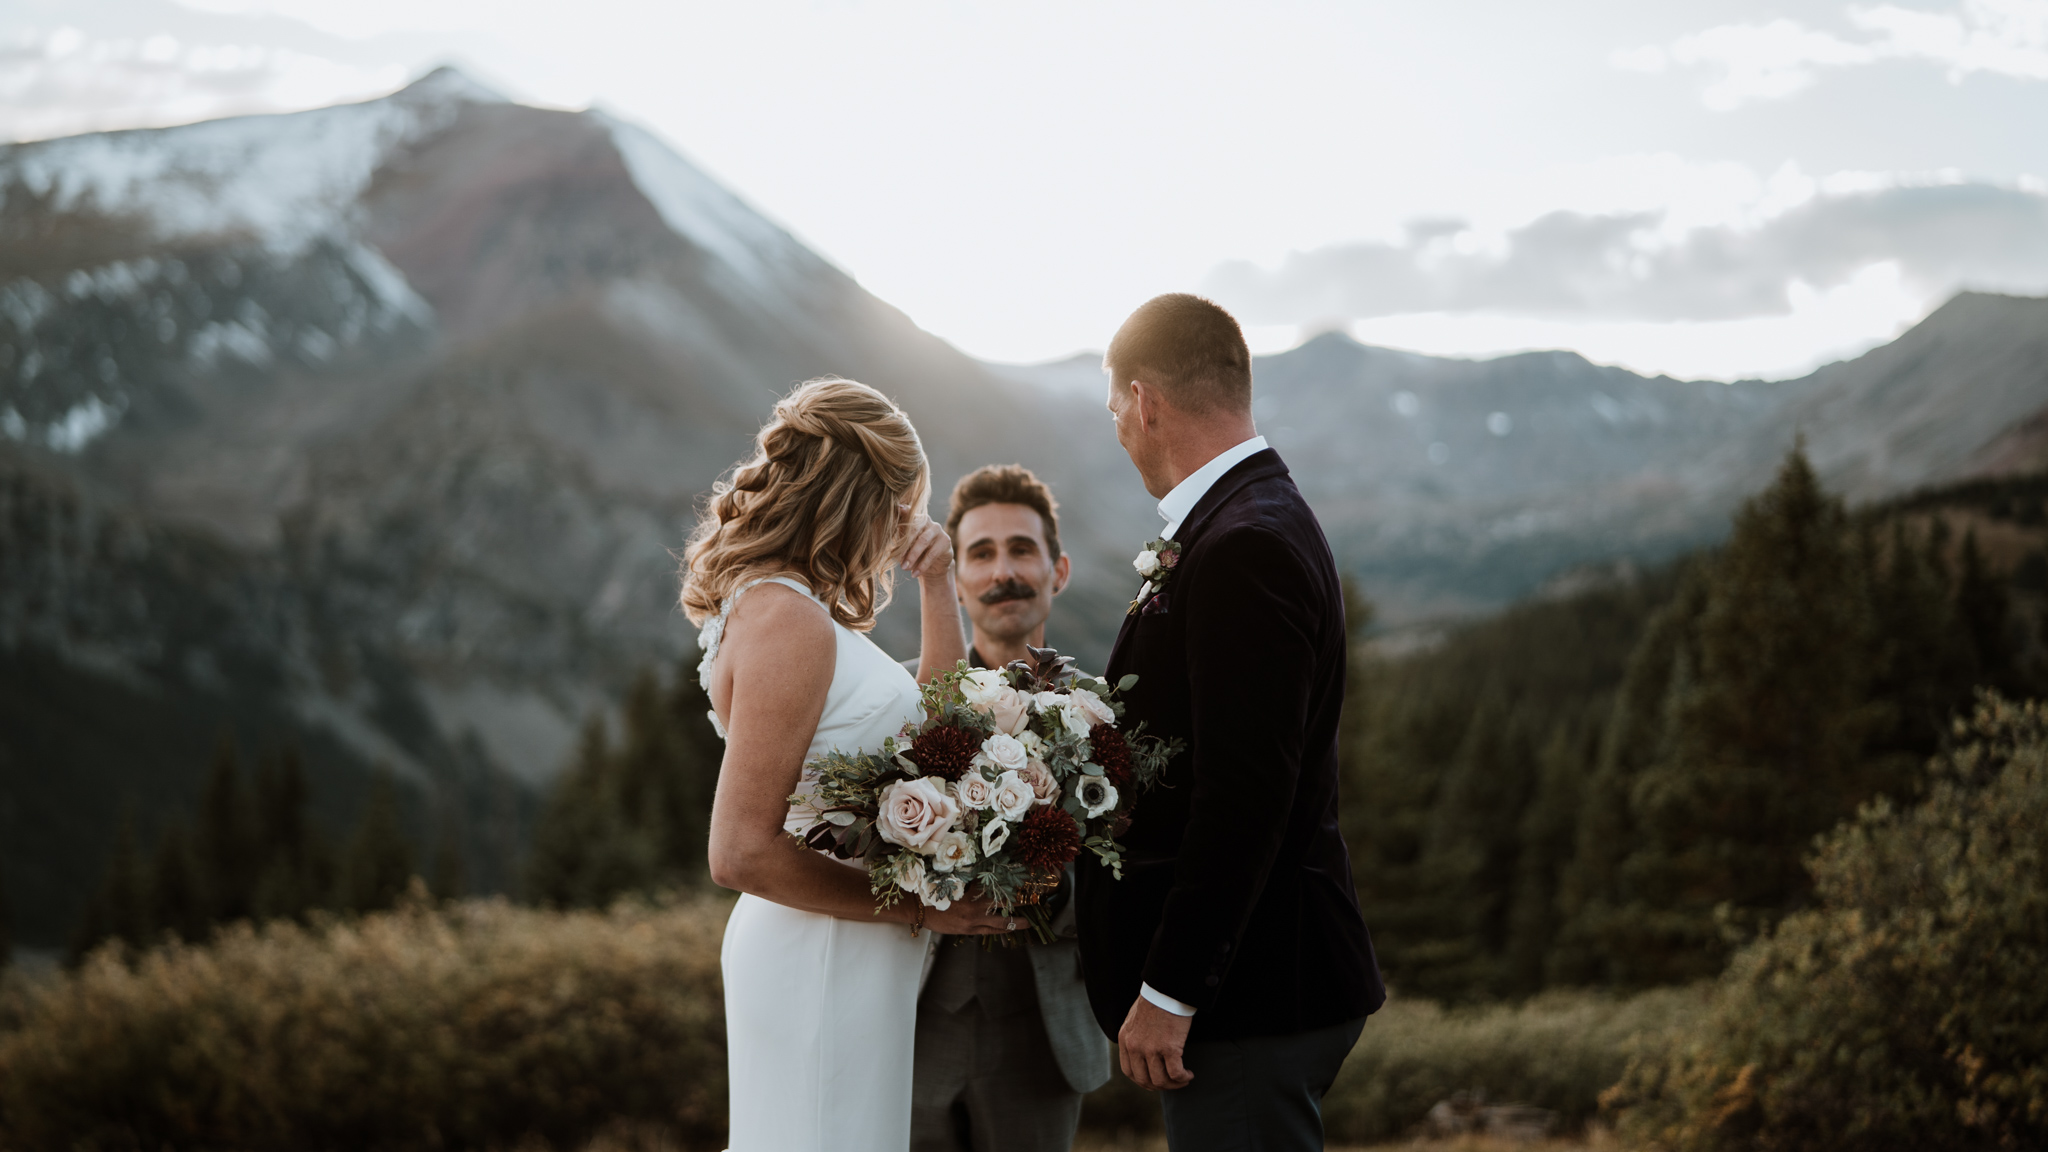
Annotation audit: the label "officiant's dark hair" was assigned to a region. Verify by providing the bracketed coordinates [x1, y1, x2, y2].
[1105, 293, 1252, 416]
[945, 464, 1062, 561]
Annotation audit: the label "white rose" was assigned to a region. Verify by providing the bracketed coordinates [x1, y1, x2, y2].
[981, 732, 1029, 774]
[981, 818, 1011, 856]
[898, 856, 927, 895]
[1059, 701, 1095, 738]
[954, 771, 996, 811]
[989, 686, 1030, 734]
[991, 770, 1036, 823]
[876, 777, 960, 854]
[1034, 690, 1066, 715]
[1069, 689, 1116, 728]
[958, 669, 1007, 709]
[1134, 549, 1161, 577]
[930, 830, 976, 873]
[1074, 775, 1120, 819]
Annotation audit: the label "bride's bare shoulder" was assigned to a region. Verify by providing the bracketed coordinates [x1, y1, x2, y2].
[724, 580, 834, 653]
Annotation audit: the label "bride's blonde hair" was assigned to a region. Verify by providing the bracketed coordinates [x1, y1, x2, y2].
[681, 377, 929, 631]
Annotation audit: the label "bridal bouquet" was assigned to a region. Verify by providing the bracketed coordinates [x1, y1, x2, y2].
[792, 646, 1180, 942]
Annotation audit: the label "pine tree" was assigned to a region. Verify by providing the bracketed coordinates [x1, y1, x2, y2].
[146, 823, 208, 945]
[0, 855, 12, 972]
[430, 803, 466, 901]
[194, 735, 257, 925]
[526, 714, 660, 908]
[69, 808, 150, 962]
[1866, 518, 1971, 761]
[337, 771, 416, 914]
[1407, 691, 1541, 999]
[1551, 573, 1708, 986]
[1503, 710, 1599, 994]
[1607, 445, 1881, 980]
[251, 747, 322, 920]
[1956, 528, 2015, 691]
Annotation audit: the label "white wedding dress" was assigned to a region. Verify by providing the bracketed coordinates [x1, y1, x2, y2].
[701, 576, 931, 1152]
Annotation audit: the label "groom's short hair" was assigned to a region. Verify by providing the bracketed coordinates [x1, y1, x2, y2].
[1105, 293, 1252, 416]
[946, 464, 1062, 561]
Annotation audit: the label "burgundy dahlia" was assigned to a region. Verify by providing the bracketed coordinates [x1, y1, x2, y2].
[1089, 723, 1134, 790]
[1015, 804, 1083, 873]
[907, 723, 979, 781]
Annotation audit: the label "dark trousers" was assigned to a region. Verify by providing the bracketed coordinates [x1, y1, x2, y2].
[1159, 1015, 1367, 1152]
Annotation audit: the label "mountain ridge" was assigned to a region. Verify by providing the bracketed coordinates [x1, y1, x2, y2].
[3, 69, 2045, 945]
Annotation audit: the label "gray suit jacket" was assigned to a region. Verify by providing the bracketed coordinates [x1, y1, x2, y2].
[1030, 881, 1113, 1093]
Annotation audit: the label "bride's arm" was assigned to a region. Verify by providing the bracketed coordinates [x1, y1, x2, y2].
[706, 584, 1003, 934]
[901, 508, 967, 684]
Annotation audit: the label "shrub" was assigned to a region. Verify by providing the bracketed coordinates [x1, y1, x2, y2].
[1319, 986, 1704, 1143]
[1607, 694, 2048, 1152]
[0, 888, 731, 1151]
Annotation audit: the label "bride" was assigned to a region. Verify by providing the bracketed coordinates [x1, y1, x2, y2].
[683, 377, 1012, 1151]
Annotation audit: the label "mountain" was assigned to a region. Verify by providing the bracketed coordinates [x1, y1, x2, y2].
[3, 68, 2045, 945]
[996, 292, 2048, 619]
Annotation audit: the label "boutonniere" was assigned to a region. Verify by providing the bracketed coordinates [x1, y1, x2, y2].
[1127, 537, 1182, 615]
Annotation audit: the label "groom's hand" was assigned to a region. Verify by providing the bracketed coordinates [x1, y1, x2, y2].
[1118, 996, 1195, 1091]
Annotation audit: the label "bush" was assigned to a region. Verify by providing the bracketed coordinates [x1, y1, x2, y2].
[1319, 986, 1704, 1143]
[1607, 694, 2048, 1152]
[0, 888, 731, 1151]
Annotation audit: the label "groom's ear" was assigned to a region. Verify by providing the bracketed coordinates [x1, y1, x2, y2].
[1127, 378, 1157, 430]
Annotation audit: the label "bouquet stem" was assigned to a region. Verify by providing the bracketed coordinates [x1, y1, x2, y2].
[1023, 904, 1057, 946]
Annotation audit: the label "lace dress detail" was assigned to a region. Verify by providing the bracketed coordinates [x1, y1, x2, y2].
[696, 576, 787, 741]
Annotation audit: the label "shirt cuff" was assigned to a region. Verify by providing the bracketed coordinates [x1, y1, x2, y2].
[1139, 982, 1198, 1017]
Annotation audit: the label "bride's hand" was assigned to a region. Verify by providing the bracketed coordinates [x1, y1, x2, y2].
[920, 898, 1016, 936]
[897, 503, 953, 582]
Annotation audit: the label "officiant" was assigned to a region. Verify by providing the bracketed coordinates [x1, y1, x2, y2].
[907, 464, 1112, 1152]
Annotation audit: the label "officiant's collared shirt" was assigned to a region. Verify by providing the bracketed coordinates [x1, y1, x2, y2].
[1157, 435, 1270, 543]
[1137, 433, 1269, 1022]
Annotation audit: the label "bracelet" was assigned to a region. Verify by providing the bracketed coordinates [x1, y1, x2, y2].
[909, 901, 926, 937]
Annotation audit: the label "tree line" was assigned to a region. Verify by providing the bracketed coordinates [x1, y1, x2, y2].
[55, 664, 724, 963]
[65, 743, 451, 961]
[1344, 447, 2047, 1001]
[51, 447, 2044, 996]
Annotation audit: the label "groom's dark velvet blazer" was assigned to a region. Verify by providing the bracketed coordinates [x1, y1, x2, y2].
[1076, 448, 1384, 1043]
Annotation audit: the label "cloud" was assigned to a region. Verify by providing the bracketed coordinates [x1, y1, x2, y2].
[1615, 0, 2048, 110]
[1200, 180, 2048, 326]
[0, 18, 407, 142]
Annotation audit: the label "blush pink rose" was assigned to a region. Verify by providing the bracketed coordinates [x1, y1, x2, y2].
[1018, 759, 1059, 806]
[989, 687, 1031, 734]
[876, 777, 960, 854]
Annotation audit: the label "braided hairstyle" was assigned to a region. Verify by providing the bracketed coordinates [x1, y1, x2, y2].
[681, 377, 929, 631]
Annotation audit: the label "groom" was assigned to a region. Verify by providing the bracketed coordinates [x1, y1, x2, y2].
[1076, 293, 1385, 1150]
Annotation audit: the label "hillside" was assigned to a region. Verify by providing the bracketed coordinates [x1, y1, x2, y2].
[3, 68, 2046, 946]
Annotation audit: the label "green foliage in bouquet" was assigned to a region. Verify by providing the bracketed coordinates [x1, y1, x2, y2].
[794, 646, 1179, 939]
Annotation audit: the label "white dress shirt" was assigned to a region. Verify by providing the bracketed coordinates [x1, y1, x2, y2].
[1157, 435, 1269, 542]
[1137, 434, 1268, 1019]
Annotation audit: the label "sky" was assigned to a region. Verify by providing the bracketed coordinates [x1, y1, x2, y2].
[3, 0, 2047, 380]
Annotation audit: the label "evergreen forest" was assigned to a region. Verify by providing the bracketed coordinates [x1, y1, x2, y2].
[44, 447, 2048, 1002]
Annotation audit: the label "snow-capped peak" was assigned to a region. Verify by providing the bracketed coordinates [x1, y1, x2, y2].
[0, 66, 503, 256]
[597, 112, 821, 299]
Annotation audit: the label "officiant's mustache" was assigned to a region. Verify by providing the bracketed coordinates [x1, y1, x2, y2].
[979, 579, 1038, 606]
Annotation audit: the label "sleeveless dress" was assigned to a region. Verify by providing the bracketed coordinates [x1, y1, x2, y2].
[702, 576, 931, 1152]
